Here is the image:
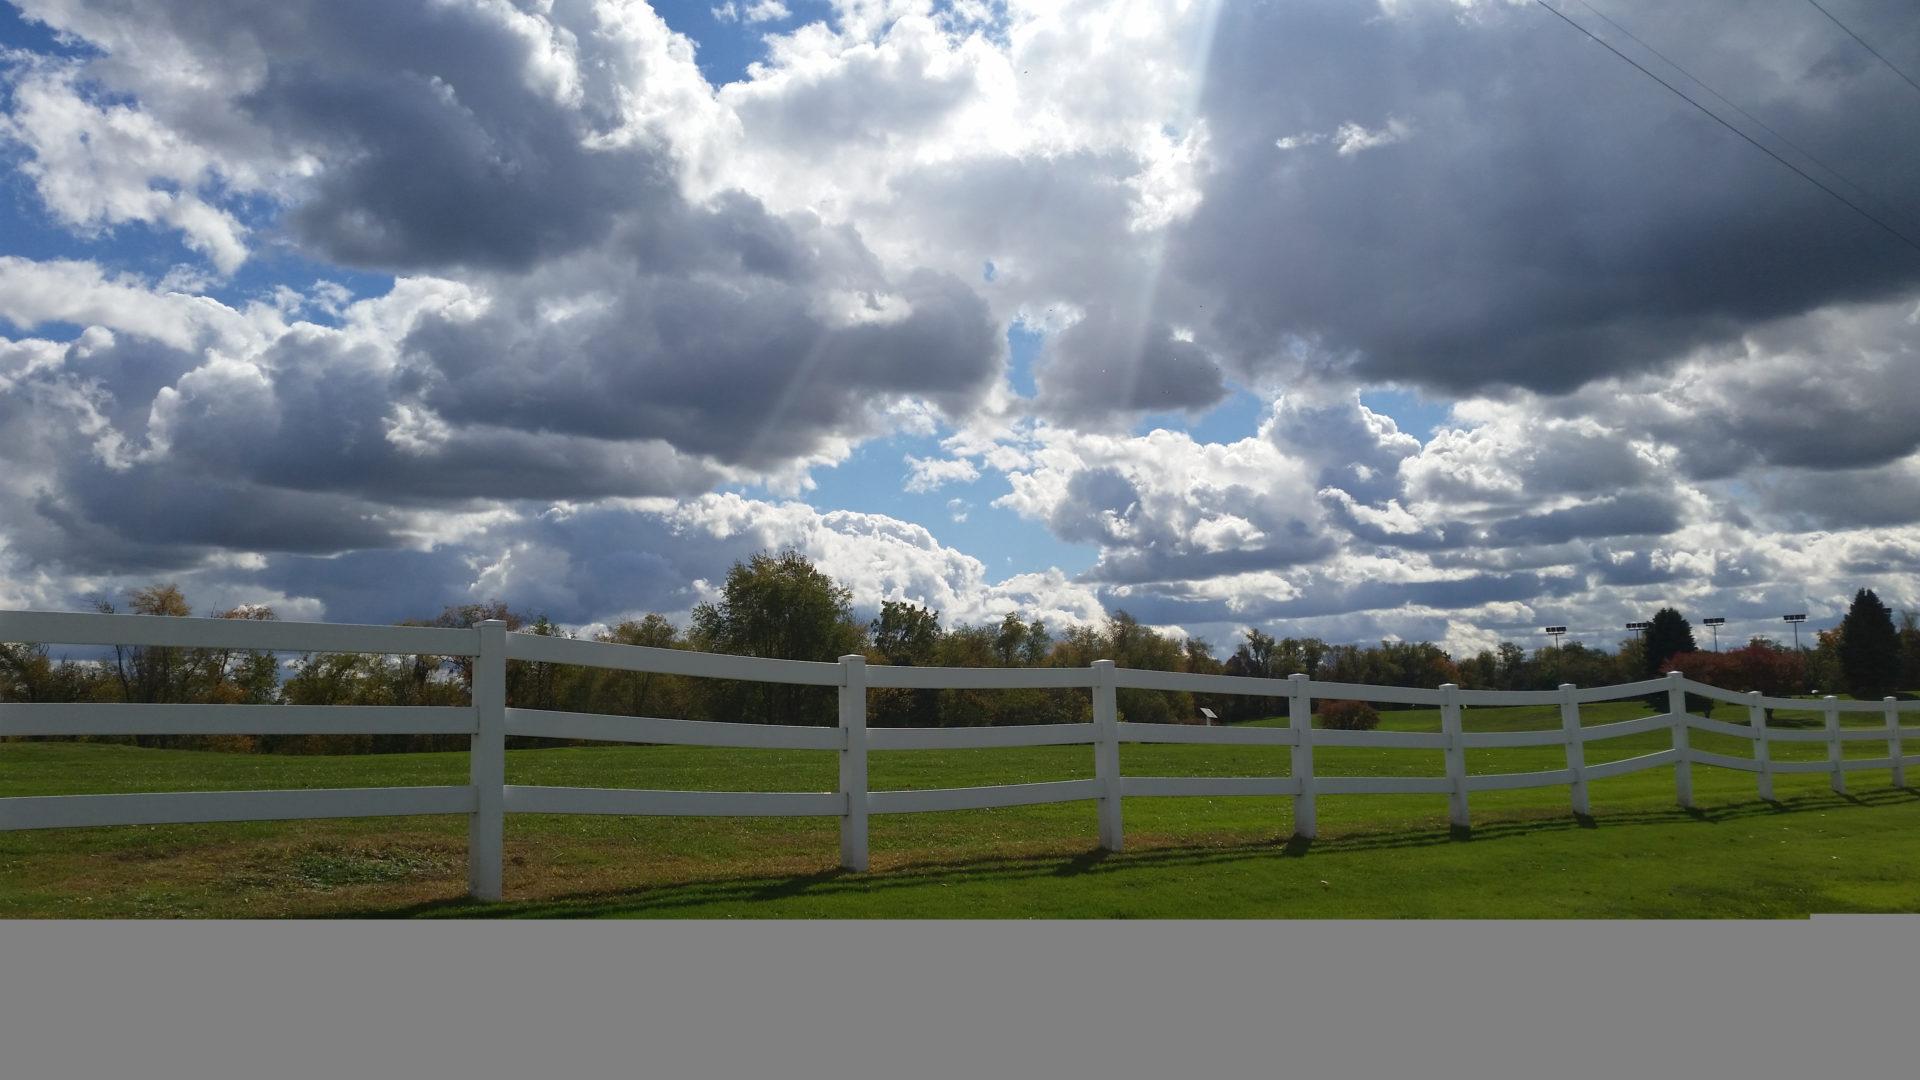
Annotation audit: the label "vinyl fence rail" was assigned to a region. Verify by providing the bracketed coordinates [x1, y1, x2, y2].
[2, 609, 1916, 901]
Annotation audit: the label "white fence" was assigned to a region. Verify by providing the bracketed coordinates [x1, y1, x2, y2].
[2, 609, 1916, 902]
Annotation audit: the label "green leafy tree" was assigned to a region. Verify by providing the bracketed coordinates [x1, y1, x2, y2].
[1217, 630, 1325, 719]
[1527, 641, 1629, 691]
[1807, 626, 1845, 695]
[992, 612, 1032, 667]
[870, 601, 943, 727]
[1233, 628, 1279, 677]
[1837, 588, 1900, 699]
[873, 601, 942, 666]
[689, 549, 865, 725]
[1612, 636, 1647, 684]
[931, 623, 1000, 725]
[1495, 642, 1527, 689]
[589, 615, 687, 720]
[509, 615, 569, 719]
[1101, 611, 1193, 724]
[1020, 617, 1052, 666]
[1900, 610, 1920, 693]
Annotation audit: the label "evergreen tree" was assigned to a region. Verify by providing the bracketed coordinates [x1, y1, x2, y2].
[1837, 588, 1900, 699]
[1643, 607, 1697, 677]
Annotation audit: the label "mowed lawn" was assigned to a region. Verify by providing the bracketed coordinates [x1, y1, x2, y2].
[3, 698, 1916, 918]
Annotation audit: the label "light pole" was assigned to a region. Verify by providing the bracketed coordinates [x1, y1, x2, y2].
[1625, 620, 1649, 644]
[1702, 617, 1725, 652]
[1544, 625, 1567, 650]
[1782, 613, 1806, 651]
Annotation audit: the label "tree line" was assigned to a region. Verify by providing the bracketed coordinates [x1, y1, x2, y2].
[3, 555, 1916, 753]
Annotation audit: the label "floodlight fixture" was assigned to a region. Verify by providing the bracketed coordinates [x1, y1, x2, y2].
[1543, 625, 1567, 649]
[1702, 617, 1726, 652]
[1783, 613, 1807, 651]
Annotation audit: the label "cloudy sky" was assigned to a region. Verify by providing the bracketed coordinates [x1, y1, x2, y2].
[1, 0, 1917, 656]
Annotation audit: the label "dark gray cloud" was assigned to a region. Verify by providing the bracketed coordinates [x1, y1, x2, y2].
[404, 254, 999, 469]
[57, 0, 671, 272]
[249, 549, 486, 626]
[1032, 308, 1227, 424]
[1753, 463, 1920, 529]
[1489, 492, 1685, 548]
[1170, 0, 1920, 395]
[1045, 467, 1140, 547]
[1588, 548, 1685, 588]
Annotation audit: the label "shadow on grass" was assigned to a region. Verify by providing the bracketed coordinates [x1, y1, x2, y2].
[346, 785, 1920, 920]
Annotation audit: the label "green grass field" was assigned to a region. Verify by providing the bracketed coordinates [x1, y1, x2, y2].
[4, 699, 1916, 918]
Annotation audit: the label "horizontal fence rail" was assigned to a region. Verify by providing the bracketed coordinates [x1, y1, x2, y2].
[867, 724, 1094, 750]
[503, 708, 841, 750]
[503, 631, 842, 685]
[502, 786, 844, 818]
[1115, 722, 1298, 746]
[4, 609, 1919, 900]
[1, 787, 477, 830]
[1120, 775, 1302, 798]
[0, 608, 481, 656]
[0, 703, 479, 737]
[867, 779, 1103, 815]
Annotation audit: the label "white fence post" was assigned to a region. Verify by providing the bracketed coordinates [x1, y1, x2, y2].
[1668, 672, 1692, 809]
[1751, 691, 1773, 802]
[1440, 683, 1468, 830]
[839, 654, 869, 871]
[1559, 683, 1588, 817]
[1092, 659, 1123, 851]
[469, 619, 506, 902]
[1288, 673, 1315, 839]
[1824, 695, 1844, 795]
[1888, 697, 1905, 789]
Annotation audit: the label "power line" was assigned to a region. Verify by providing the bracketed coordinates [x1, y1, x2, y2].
[1571, 0, 1920, 237]
[1805, 0, 1920, 97]
[1531, 0, 1920, 257]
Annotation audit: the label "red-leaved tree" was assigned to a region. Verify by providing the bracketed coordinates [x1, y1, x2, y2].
[1667, 643, 1807, 699]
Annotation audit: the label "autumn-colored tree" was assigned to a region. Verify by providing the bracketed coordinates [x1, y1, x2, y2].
[1318, 700, 1380, 731]
[0, 641, 113, 705]
[1807, 626, 1845, 696]
[1665, 641, 1808, 720]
